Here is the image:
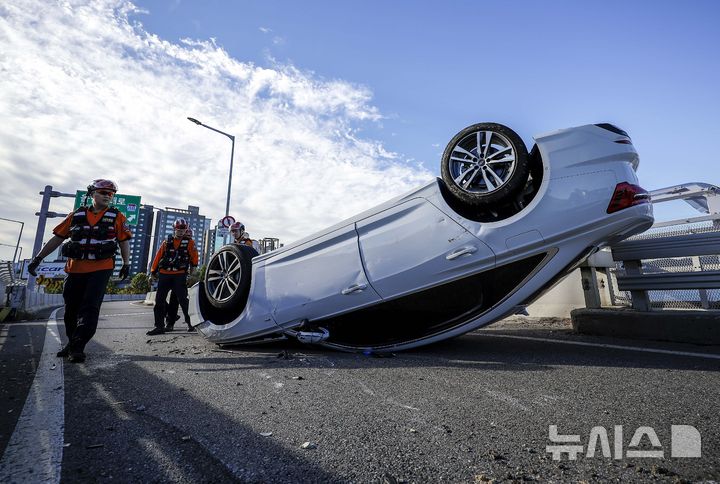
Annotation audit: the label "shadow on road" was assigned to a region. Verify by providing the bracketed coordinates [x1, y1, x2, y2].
[61, 341, 342, 483]
[0, 321, 48, 459]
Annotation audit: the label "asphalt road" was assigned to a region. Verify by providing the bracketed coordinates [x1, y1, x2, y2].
[1, 301, 719, 483]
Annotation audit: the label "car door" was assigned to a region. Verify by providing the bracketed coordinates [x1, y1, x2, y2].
[265, 224, 381, 326]
[356, 198, 495, 300]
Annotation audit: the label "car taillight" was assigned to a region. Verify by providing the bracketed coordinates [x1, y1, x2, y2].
[607, 182, 650, 213]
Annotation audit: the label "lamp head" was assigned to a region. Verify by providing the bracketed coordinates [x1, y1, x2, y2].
[187, 117, 201, 125]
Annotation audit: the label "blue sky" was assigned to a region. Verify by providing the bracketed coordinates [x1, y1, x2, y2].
[1, 0, 719, 258]
[132, 0, 720, 181]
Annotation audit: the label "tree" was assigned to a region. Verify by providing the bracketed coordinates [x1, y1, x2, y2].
[127, 272, 150, 294]
[106, 279, 118, 294]
[186, 264, 205, 287]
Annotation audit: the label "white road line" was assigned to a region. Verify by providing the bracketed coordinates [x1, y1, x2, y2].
[481, 333, 720, 360]
[100, 311, 154, 317]
[0, 326, 8, 353]
[484, 389, 530, 412]
[0, 308, 65, 483]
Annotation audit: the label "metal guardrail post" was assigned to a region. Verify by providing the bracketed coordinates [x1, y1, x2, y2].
[623, 260, 651, 311]
[604, 268, 618, 306]
[691, 256, 710, 309]
[580, 266, 602, 309]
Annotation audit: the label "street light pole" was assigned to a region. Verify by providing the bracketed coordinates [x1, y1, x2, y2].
[28, 186, 74, 292]
[187, 117, 236, 218]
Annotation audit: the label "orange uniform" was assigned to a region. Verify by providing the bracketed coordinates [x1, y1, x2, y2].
[151, 237, 199, 275]
[236, 237, 254, 247]
[53, 207, 132, 273]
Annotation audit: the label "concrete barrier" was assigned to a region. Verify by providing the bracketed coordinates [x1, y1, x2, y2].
[22, 291, 146, 313]
[103, 294, 145, 302]
[527, 269, 613, 318]
[571, 308, 720, 345]
[24, 291, 64, 313]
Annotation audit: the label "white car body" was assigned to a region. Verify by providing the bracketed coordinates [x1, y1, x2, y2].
[189, 123, 653, 351]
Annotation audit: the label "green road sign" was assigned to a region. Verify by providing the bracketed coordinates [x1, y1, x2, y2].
[74, 191, 142, 226]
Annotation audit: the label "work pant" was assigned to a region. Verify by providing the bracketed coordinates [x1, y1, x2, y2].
[166, 291, 179, 324]
[165, 291, 190, 326]
[62, 269, 113, 353]
[153, 273, 189, 329]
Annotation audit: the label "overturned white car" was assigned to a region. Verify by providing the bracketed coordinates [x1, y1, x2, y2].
[189, 122, 653, 351]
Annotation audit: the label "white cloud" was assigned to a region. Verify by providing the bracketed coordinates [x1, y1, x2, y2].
[259, 26, 272, 34]
[0, 0, 431, 259]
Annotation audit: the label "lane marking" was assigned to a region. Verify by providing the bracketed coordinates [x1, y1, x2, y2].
[484, 389, 530, 412]
[480, 333, 720, 361]
[386, 398, 420, 411]
[358, 381, 419, 411]
[0, 308, 65, 483]
[0, 325, 8, 353]
[100, 311, 153, 317]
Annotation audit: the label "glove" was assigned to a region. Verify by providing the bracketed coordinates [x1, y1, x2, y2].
[27, 257, 42, 277]
[119, 264, 130, 281]
[150, 271, 158, 281]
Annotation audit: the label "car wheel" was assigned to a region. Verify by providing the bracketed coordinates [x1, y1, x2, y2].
[203, 244, 257, 310]
[441, 123, 529, 207]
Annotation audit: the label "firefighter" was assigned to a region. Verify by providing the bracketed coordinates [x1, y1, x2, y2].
[148, 218, 198, 334]
[164, 228, 192, 329]
[27, 179, 132, 363]
[230, 222, 260, 251]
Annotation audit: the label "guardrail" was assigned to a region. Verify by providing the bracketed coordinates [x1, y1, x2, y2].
[597, 182, 720, 312]
[611, 232, 720, 311]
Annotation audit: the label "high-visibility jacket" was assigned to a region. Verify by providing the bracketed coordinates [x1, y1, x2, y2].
[151, 236, 199, 275]
[235, 237, 260, 252]
[235, 237, 254, 247]
[53, 207, 132, 273]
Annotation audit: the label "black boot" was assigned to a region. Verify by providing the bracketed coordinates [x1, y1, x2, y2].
[56, 346, 70, 357]
[68, 351, 86, 363]
[146, 327, 165, 336]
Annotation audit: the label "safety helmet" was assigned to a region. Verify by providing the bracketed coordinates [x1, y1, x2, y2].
[87, 179, 118, 193]
[173, 218, 188, 230]
[230, 222, 245, 235]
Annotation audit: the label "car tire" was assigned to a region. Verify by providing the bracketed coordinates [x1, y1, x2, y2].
[441, 122, 529, 207]
[203, 244, 257, 311]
